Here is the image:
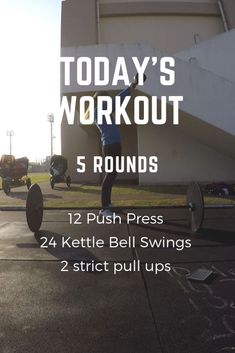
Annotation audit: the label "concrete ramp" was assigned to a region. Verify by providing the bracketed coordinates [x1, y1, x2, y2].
[61, 40, 235, 182]
[61, 41, 235, 151]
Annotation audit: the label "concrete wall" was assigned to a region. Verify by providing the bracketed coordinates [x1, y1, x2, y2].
[60, 0, 235, 184]
[176, 29, 235, 82]
[221, 0, 235, 29]
[98, 0, 223, 53]
[61, 0, 224, 52]
[61, 0, 97, 47]
[60, 41, 235, 183]
[100, 16, 223, 53]
[138, 124, 235, 184]
[61, 43, 235, 139]
[100, 0, 218, 3]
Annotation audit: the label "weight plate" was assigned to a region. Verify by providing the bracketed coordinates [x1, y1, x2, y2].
[26, 184, 43, 232]
[187, 182, 204, 233]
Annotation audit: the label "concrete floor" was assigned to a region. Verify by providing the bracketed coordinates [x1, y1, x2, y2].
[0, 207, 234, 353]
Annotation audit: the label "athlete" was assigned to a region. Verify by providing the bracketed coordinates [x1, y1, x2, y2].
[86, 74, 145, 218]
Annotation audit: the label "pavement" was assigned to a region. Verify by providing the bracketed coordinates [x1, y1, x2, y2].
[0, 203, 235, 353]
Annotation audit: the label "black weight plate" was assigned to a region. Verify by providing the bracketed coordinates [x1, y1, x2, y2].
[26, 184, 43, 232]
[187, 182, 204, 233]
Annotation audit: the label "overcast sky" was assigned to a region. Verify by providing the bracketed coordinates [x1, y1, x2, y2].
[0, 0, 62, 161]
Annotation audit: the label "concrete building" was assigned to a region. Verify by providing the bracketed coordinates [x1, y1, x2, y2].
[60, 0, 235, 184]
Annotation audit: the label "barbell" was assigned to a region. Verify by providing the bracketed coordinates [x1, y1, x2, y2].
[25, 182, 234, 234]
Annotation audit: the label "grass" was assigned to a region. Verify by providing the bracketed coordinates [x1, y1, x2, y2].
[0, 173, 234, 208]
[28, 173, 49, 184]
[43, 184, 235, 208]
[43, 184, 187, 208]
[0, 173, 49, 188]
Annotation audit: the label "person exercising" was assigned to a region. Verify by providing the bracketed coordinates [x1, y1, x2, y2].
[86, 74, 145, 218]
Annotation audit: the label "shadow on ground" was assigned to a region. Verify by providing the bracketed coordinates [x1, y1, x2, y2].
[7, 191, 62, 202]
[34, 230, 104, 273]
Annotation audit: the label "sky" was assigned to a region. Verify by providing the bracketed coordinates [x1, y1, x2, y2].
[0, 0, 62, 161]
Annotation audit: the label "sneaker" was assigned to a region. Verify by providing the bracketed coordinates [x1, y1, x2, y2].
[99, 209, 114, 219]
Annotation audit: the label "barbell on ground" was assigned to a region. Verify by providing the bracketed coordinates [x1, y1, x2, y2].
[25, 182, 234, 234]
[26, 184, 43, 233]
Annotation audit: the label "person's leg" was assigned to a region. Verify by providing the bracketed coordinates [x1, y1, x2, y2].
[101, 173, 114, 208]
[101, 143, 121, 209]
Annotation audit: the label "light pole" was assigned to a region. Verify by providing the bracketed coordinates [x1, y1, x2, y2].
[47, 113, 54, 157]
[6, 130, 14, 155]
